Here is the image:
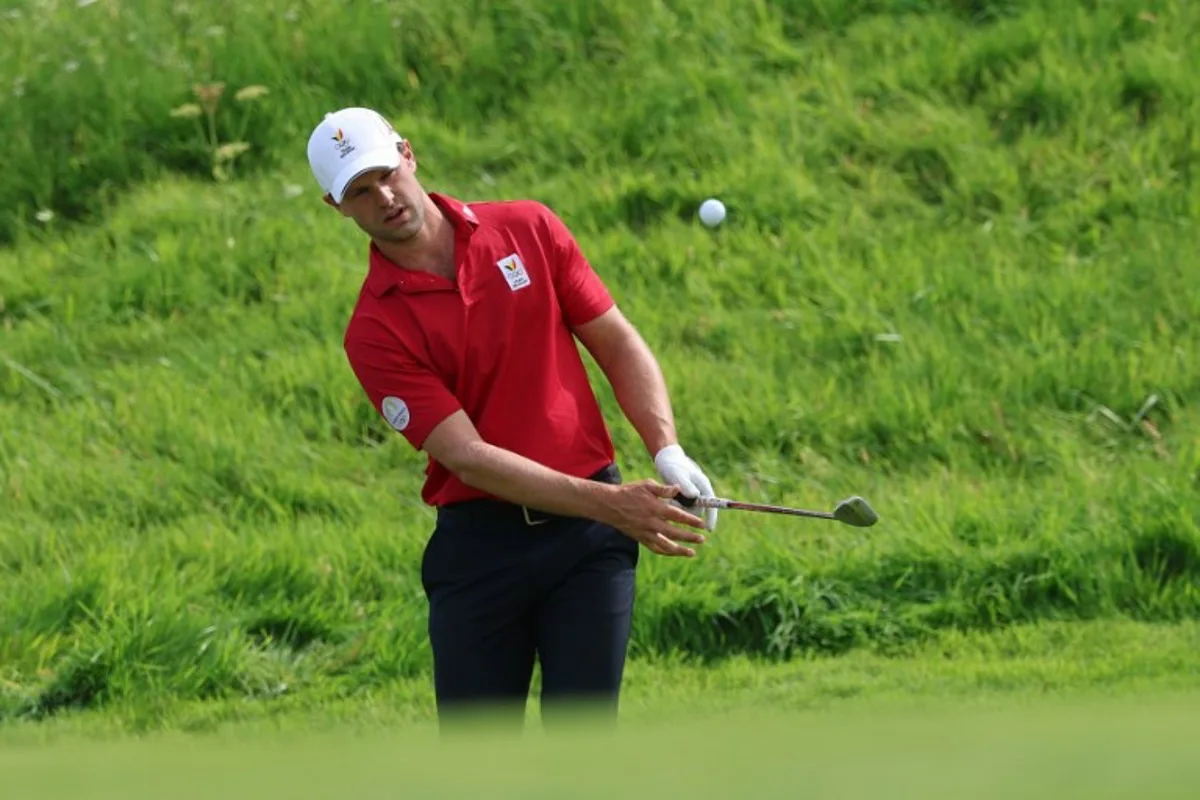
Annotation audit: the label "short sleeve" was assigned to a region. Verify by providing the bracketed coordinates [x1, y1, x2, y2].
[343, 321, 462, 451]
[540, 205, 615, 327]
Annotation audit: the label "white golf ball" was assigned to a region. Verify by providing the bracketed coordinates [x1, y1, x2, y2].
[698, 198, 726, 228]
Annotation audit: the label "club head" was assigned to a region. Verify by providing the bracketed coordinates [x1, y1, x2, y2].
[833, 496, 878, 527]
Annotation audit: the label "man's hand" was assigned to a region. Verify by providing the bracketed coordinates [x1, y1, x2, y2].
[599, 480, 709, 558]
[654, 444, 719, 532]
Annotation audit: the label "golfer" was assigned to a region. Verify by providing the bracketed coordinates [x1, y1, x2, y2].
[306, 107, 720, 732]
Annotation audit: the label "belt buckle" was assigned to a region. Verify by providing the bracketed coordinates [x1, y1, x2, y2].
[521, 505, 550, 526]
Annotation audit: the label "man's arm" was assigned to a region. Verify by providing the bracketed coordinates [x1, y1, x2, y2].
[571, 305, 678, 457]
[526, 202, 716, 530]
[537, 204, 676, 453]
[424, 410, 619, 519]
[422, 410, 707, 555]
[572, 305, 721, 531]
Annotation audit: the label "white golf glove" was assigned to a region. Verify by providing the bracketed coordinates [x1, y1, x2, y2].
[653, 444, 718, 532]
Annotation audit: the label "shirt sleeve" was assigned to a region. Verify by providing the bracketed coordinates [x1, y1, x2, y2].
[539, 204, 615, 327]
[343, 320, 462, 451]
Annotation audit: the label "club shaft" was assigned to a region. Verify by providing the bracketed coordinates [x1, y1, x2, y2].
[690, 497, 835, 519]
[726, 501, 835, 519]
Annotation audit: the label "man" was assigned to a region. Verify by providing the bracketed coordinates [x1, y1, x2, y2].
[306, 107, 720, 733]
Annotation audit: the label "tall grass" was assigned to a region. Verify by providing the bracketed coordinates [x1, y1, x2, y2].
[2, 0, 1199, 721]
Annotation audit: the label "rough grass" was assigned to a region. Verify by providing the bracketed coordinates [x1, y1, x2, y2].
[2, 0, 1199, 726]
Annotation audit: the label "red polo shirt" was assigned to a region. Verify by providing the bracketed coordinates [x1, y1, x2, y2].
[343, 193, 617, 507]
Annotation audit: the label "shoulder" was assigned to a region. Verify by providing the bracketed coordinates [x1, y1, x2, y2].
[342, 295, 380, 354]
[435, 192, 578, 239]
[456, 199, 583, 248]
[464, 198, 569, 237]
[342, 283, 396, 354]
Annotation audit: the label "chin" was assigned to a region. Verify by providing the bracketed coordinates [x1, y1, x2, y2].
[389, 222, 422, 241]
[371, 219, 420, 242]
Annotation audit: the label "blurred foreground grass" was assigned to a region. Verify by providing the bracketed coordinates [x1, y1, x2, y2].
[5, 681, 1200, 799]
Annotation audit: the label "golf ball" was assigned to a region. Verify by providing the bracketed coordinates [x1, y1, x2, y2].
[698, 198, 726, 228]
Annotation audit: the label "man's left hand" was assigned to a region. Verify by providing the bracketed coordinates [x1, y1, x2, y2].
[653, 444, 718, 532]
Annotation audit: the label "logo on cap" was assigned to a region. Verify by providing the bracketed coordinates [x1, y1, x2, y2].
[332, 128, 355, 159]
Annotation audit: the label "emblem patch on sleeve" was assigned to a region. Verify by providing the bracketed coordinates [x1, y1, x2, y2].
[381, 396, 411, 431]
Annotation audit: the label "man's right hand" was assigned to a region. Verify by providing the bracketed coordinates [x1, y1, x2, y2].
[599, 480, 709, 558]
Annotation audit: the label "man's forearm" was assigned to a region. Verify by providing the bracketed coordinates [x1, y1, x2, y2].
[598, 330, 678, 458]
[453, 441, 618, 519]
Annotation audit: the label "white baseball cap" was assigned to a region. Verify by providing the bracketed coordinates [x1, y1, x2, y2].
[307, 107, 405, 203]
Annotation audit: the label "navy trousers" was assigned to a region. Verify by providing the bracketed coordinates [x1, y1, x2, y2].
[420, 464, 638, 732]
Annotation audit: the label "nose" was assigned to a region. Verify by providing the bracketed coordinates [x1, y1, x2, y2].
[372, 183, 395, 207]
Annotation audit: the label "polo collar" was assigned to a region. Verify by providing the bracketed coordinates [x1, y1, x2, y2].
[364, 193, 480, 297]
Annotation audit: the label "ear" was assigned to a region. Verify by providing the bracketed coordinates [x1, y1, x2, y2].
[399, 140, 417, 172]
[323, 193, 351, 217]
[322, 193, 354, 218]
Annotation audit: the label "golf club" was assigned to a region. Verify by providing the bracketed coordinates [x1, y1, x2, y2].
[677, 494, 879, 527]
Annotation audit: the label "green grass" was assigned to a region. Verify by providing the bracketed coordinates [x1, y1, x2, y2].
[2, 0, 1200, 740]
[5, 625, 1200, 798]
[3, 619, 1198, 743]
[10, 693, 1199, 799]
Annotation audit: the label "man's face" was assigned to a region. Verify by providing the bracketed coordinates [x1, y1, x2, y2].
[329, 143, 426, 242]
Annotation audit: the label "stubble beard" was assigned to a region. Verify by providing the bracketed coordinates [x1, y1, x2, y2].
[369, 202, 425, 243]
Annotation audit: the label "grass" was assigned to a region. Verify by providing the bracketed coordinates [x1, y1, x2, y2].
[4, 623, 1200, 797]
[8, 693, 1199, 799]
[3, 618, 1198, 742]
[2, 0, 1199, 752]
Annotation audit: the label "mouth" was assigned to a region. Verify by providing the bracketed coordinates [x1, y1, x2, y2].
[383, 205, 409, 226]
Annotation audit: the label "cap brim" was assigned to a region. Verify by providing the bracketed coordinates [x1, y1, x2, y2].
[330, 146, 403, 203]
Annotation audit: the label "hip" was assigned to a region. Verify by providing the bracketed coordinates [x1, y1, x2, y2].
[421, 463, 635, 592]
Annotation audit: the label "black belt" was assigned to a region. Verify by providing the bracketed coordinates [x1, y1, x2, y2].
[436, 463, 622, 528]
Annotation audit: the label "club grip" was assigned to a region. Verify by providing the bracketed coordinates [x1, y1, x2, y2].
[676, 495, 723, 509]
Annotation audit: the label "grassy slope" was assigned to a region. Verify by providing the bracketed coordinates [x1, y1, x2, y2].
[2, 0, 1200, 727]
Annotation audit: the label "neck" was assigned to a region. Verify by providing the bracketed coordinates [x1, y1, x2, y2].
[373, 195, 456, 280]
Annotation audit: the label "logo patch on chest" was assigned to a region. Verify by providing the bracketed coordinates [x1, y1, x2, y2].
[496, 253, 532, 291]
